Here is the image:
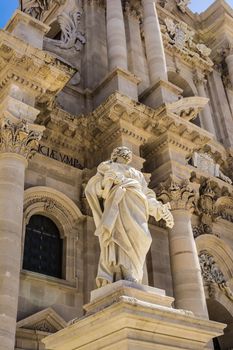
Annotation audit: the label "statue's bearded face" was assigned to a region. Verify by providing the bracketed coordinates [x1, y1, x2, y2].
[111, 147, 133, 164]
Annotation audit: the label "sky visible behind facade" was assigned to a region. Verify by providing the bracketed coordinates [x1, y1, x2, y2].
[0, 0, 233, 28]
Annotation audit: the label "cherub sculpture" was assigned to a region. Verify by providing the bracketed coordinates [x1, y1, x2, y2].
[85, 147, 174, 288]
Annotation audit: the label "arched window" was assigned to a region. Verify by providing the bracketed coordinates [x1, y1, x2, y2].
[23, 215, 63, 279]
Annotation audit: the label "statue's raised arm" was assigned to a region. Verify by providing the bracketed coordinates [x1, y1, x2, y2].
[85, 147, 174, 288]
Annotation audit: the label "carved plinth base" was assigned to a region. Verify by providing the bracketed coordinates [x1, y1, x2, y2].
[43, 281, 225, 350]
[140, 80, 182, 109]
[5, 10, 50, 49]
[93, 68, 140, 108]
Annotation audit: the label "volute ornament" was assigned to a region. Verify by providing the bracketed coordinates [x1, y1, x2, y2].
[50, 9, 86, 51]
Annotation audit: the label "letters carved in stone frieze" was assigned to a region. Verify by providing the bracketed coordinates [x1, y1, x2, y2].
[0, 118, 44, 160]
[199, 251, 233, 301]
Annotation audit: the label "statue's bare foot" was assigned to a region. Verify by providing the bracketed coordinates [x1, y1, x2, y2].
[121, 266, 138, 283]
[97, 278, 111, 288]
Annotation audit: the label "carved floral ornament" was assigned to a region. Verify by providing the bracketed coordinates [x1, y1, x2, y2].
[161, 17, 212, 67]
[192, 177, 233, 238]
[0, 117, 44, 160]
[45, 8, 86, 52]
[156, 177, 196, 211]
[199, 251, 233, 302]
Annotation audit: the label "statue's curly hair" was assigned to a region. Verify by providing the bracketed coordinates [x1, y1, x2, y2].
[111, 146, 132, 164]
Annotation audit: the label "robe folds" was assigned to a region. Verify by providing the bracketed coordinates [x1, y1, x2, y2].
[85, 161, 164, 286]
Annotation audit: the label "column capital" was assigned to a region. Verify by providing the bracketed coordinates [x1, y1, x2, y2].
[156, 177, 197, 211]
[193, 70, 206, 87]
[0, 115, 44, 160]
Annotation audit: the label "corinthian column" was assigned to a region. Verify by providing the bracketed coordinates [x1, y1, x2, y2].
[158, 180, 209, 319]
[142, 0, 167, 83]
[106, 0, 128, 71]
[194, 71, 216, 136]
[0, 117, 44, 350]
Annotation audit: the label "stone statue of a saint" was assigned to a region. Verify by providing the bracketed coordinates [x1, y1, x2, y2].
[85, 147, 174, 287]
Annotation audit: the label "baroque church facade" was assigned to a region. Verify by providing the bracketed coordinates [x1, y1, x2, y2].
[0, 0, 233, 349]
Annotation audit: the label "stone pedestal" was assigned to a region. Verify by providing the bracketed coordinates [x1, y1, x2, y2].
[5, 10, 50, 49]
[140, 80, 182, 109]
[93, 68, 140, 107]
[43, 281, 225, 350]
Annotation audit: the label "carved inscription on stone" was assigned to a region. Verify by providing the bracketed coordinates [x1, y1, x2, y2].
[38, 144, 83, 169]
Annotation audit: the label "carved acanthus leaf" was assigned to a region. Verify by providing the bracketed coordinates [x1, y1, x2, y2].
[0, 117, 44, 160]
[156, 177, 197, 211]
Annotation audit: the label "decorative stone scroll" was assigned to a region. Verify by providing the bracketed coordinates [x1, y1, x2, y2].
[199, 251, 233, 301]
[0, 117, 44, 160]
[49, 9, 86, 51]
[190, 152, 232, 184]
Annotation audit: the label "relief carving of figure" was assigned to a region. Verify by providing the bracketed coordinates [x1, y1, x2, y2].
[23, 0, 65, 20]
[23, 0, 49, 20]
[85, 147, 174, 288]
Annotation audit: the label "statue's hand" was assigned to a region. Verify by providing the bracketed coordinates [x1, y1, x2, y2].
[161, 203, 174, 229]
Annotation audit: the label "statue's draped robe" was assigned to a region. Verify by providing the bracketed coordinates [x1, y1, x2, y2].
[85, 161, 163, 286]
